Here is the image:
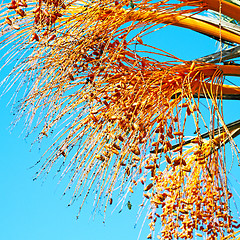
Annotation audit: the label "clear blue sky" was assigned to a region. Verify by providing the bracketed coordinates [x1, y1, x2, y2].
[1, 17, 240, 240]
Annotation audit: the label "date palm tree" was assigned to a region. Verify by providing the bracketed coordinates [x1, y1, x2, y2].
[1, 0, 240, 239]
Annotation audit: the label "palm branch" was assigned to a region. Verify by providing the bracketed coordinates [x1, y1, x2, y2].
[1, 0, 240, 239]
